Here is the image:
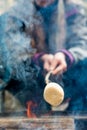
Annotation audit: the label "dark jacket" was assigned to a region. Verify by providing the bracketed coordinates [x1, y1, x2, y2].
[33, 0, 87, 111]
[34, 0, 87, 64]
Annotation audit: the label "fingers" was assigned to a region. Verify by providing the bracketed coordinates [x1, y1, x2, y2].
[44, 60, 50, 71]
[50, 58, 59, 71]
[50, 52, 67, 75]
[41, 54, 54, 71]
[41, 52, 67, 75]
[52, 61, 67, 75]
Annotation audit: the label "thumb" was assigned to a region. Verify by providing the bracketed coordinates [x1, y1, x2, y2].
[50, 59, 59, 71]
[44, 61, 50, 71]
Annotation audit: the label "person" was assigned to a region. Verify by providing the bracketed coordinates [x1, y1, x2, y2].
[33, 0, 87, 75]
[0, 0, 87, 113]
[32, 0, 87, 112]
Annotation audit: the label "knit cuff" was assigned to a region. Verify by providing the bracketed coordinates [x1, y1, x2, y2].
[59, 49, 75, 68]
[32, 52, 45, 66]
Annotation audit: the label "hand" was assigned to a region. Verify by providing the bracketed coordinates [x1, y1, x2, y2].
[50, 52, 67, 75]
[41, 52, 67, 75]
[41, 54, 54, 71]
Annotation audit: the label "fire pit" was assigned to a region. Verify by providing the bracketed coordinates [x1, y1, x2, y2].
[0, 115, 74, 130]
[0, 111, 87, 130]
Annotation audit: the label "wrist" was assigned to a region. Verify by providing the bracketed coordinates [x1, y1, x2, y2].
[58, 49, 75, 68]
[32, 52, 45, 66]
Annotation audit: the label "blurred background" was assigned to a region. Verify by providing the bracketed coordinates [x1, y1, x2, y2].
[0, 0, 15, 15]
[0, 0, 87, 15]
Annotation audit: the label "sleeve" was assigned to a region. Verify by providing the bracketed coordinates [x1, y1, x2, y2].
[64, 0, 87, 64]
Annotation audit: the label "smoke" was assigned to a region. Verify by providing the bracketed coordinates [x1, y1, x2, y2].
[0, 1, 39, 85]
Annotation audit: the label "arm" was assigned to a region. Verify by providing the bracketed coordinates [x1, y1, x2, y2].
[50, 0, 87, 74]
[64, 0, 87, 64]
